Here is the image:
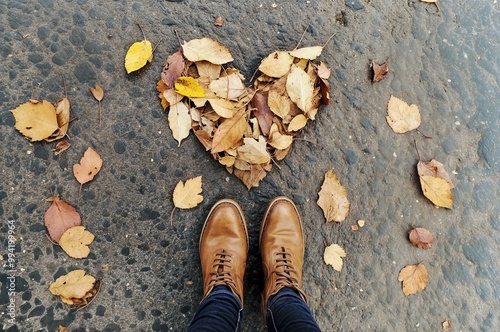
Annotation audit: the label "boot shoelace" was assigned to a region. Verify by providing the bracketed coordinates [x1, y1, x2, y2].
[208, 250, 237, 290]
[273, 247, 300, 288]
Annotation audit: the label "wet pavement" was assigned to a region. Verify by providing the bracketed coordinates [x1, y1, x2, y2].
[0, 0, 499, 331]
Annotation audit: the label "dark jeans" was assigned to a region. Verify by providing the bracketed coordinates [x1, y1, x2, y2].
[188, 286, 321, 332]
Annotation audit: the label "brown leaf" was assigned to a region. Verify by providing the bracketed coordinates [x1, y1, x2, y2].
[267, 90, 291, 119]
[89, 85, 104, 101]
[252, 92, 274, 136]
[73, 147, 103, 185]
[234, 164, 269, 189]
[214, 16, 223, 26]
[44, 195, 82, 243]
[317, 169, 350, 222]
[59, 226, 95, 259]
[53, 140, 71, 156]
[11, 100, 59, 141]
[193, 129, 212, 151]
[409, 227, 434, 249]
[162, 50, 185, 88]
[57, 326, 69, 332]
[398, 262, 428, 296]
[237, 136, 271, 164]
[372, 59, 389, 82]
[211, 109, 248, 153]
[45, 96, 71, 142]
[386, 96, 421, 133]
[417, 159, 454, 189]
[209, 74, 246, 100]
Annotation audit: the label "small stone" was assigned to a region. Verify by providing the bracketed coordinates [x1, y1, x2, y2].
[74, 62, 96, 83]
[345, 0, 364, 10]
[114, 141, 126, 154]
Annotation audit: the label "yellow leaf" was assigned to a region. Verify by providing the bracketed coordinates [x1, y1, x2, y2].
[124, 39, 153, 74]
[73, 147, 103, 185]
[209, 98, 238, 118]
[173, 176, 203, 209]
[289, 46, 323, 60]
[211, 109, 248, 153]
[49, 269, 96, 300]
[174, 76, 205, 98]
[219, 155, 236, 167]
[386, 96, 421, 133]
[288, 114, 308, 132]
[286, 65, 315, 113]
[398, 263, 428, 296]
[317, 169, 350, 222]
[182, 38, 233, 64]
[323, 244, 346, 272]
[237, 136, 271, 164]
[417, 160, 454, 189]
[59, 226, 95, 259]
[267, 90, 291, 119]
[258, 51, 294, 78]
[168, 102, 192, 146]
[419, 175, 453, 209]
[269, 130, 293, 150]
[11, 100, 59, 141]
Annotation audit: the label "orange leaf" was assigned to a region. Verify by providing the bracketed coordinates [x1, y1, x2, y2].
[89, 85, 104, 101]
[211, 109, 248, 153]
[398, 262, 428, 296]
[44, 195, 82, 243]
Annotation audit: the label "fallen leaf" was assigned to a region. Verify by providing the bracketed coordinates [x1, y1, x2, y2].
[237, 136, 271, 164]
[168, 102, 192, 146]
[211, 109, 248, 153]
[214, 16, 223, 26]
[398, 262, 428, 296]
[173, 176, 203, 209]
[89, 85, 104, 128]
[323, 244, 346, 272]
[57, 326, 69, 332]
[268, 129, 293, 150]
[124, 39, 153, 74]
[289, 46, 323, 60]
[409, 227, 434, 249]
[442, 320, 451, 330]
[234, 164, 269, 189]
[174, 76, 205, 98]
[417, 159, 454, 189]
[317, 169, 350, 222]
[162, 50, 185, 88]
[372, 60, 389, 82]
[208, 98, 238, 118]
[268, 90, 291, 119]
[258, 51, 294, 78]
[44, 195, 82, 243]
[49, 269, 96, 302]
[209, 74, 245, 100]
[357, 220, 365, 227]
[45, 96, 71, 141]
[53, 140, 71, 156]
[419, 175, 453, 209]
[59, 226, 95, 259]
[386, 96, 421, 133]
[252, 92, 274, 136]
[287, 114, 308, 132]
[11, 100, 59, 141]
[286, 65, 315, 113]
[164, 89, 184, 105]
[73, 147, 103, 186]
[351, 225, 359, 231]
[196, 61, 222, 80]
[182, 38, 233, 64]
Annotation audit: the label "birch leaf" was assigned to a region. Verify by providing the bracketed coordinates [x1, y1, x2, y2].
[324, 244, 346, 272]
[286, 66, 314, 113]
[209, 74, 245, 100]
[182, 38, 233, 64]
[268, 90, 291, 119]
[288, 114, 308, 132]
[11, 100, 59, 141]
[125, 39, 153, 74]
[317, 169, 349, 222]
[237, 136, 271, 164]
[417, 159, 454, 189]
[168, 102, 192, 146]
[162, 50, 185, 88]
[258, 51, 294, 78]
[289, 46, 323, 60]
[398, 263, 428, 296]
[175, 76, 205, 98]
[386, 96, 421, 133]
[173, 176, 203, 209]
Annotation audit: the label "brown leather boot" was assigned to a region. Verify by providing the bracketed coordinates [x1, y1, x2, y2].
[199, 199, 248, 306]
[260, 196, 308, 319]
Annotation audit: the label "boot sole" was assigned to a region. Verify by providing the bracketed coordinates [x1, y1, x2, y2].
[200, 198, 249, 251]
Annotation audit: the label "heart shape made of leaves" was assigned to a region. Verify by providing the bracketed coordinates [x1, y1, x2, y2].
[157, 38, 331, 189]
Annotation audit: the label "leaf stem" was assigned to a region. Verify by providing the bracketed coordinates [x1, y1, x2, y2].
[416, 129, 432, 139]
[170, 207, 176, 226]
[98, 100, 102, 128]
[414, 139, 421, 162]
[294, 23, 311, 50]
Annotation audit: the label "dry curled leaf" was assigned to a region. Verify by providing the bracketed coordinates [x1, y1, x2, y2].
[386, 96, 421, 133]
[59, 226, 95, 259]
[398, 262, 428, 296]
[11, 100, 59, 141]
[73, 147, 103, 186]
[46, 96, 71, 142]
[89, 85, 104, 101]
[162, 50, 185, 88]
[442, 320, 451, 330]
[44, 195, 82, 243]
[317, 169, 350, 222]
[289, 46, 323, 60]
[173, 176, 203, 209]
[372, 59, 389, 82]
[53, 140, 71, 156]
[323, 244, 346, 272]
[417, 159, 454, 189]
[214, 16, 223, 26]
[409, 227, 434, 249]
[49, 269, 96, 304]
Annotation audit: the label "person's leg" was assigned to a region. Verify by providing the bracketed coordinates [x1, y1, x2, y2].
[188, 286, 242, 332]
[188, 199, 248, 332]
[266, 287, 321, 332]
[260, 196, 321, 332]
